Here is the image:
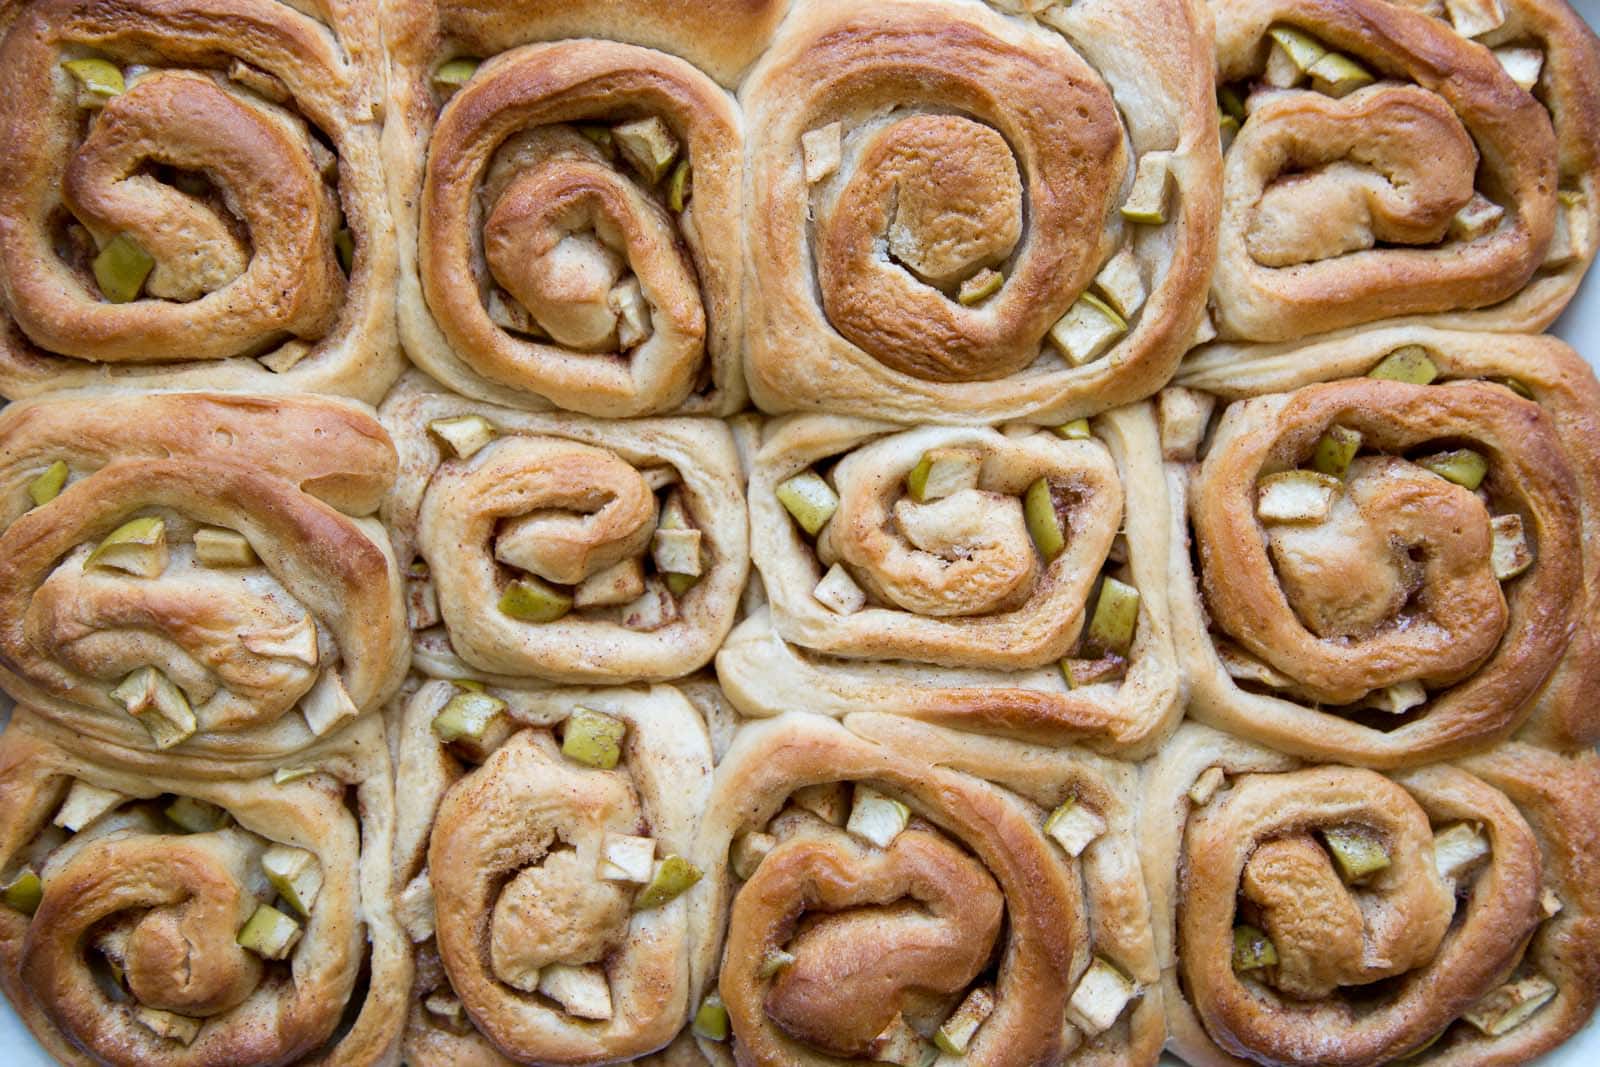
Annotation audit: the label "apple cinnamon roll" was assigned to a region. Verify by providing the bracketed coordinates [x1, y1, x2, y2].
[383, 374, 748, 686]
[1168, 329, 1600, 766]
[393, 678, 719, 1065]
[0, 706, 408, 1066]
[717, 409, 1182, 754]
[385, 0, 768, 416]
[1142, 723, 1600, 1067]
[0, 0, 400, 401]
[0, 392, 408, 765]
[697, 712, 1162, 1065]
[1201, 0, 1600, 357]
[740, 0, 1218, 425]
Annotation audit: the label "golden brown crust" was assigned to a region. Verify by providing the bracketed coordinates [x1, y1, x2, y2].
[741, 0, 1219, 424]
[0, 0, 401, 401]
[717, 406, 1183, 756]
[393, 680, 719, 1065]
[0, 709, 408, 1067]
[701, 713, 1162, 1066]
[385, 7, 746, 416]
[1179, 328, 1600, 754]
[1142, 724, 1600, 1067]
[0, 392, 408, 766]
[382, 373, 749, 686]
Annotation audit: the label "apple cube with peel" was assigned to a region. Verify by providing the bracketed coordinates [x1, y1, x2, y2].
[54, 780, 126, 832]
[1044, 798, 1106, 857]
[847, 785, 911, 849]
[1067, 958, 1138, 1036]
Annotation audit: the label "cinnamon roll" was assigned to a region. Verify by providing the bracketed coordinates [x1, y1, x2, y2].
[1142, 722, 1600, 1066]
[741, 0, 1218, 425]
[697, 712, 1162, 1065]
[1165, 329, 1599, 767]
[383, 374, 748, 687]
[0, 0, 400, 401]
[0, 706, 408, 1066]
[384, 0, 768, 416]
[393, 678, 719, 1064]
[1200, 0, 1600, 357]
[0, 392, 408, 765]
[717, 409, 1182, 754]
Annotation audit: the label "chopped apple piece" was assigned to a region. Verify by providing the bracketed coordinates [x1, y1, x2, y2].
[1, 868, 41, 915]
[194, 526, 258, 567]
[1308, 52, 1374, 98]
[1367, 680, 1428, 715]
[610, 276, 651, 349]
[431, 689, 511, 758]
[573, 557, 647, 608]
[54, 780, 124, 832]
[665, 160, 692, 212]
[274, 766, 315, 785]
[598, 834, 656, 883]
[1056, 419, 1093, 441]
[1490, 513, 1533, 580]
[1418, 448, 1489, 490]
[1232, 924, 1279, 971]
[1121, 151, 1173, 224]
[776, 470, 838, 536]
[263, 844, 322, 917]
[1094, 249, 1146, 319]
[1188, 766, 1227, 806]
[1494, 47, 1545, 91]
[91, 233, 154, 303]
[651, 527, 703, 578]
[1024, 478, 1067, 561]
[814, 563, 866, 616]
[432, 57, 479, 97]
[110, 666, 196, 749]
[1067, 957, 1137, 1036]
[614, 116, 680, 183]
[166, 796, 228, 833]
[539, 963, 613, 1020]
[635, 854, 703, 909]
[563, 707, 626, 769]
[621, 578, 678, 631]
[802, 121, 843, 183]
[1369, 346, 1439, 384]
[86, 515, 167, 577]
[398, 871, 435, 943]
[500, 575, 573, 623]
[28, 460, 67, 507]
[134, 1007, 201, 1045]
[237, 903, 301, 960]
[1312, 425, 1362, 479]
[1061, 653, 1125, 688]
[1264, 25, 1325, 87]
[487, 288, 538, 334]
[1045, 797, 1106, 857]
[1086, 577, 1141, 656]
[63, 57, 124, 106]
[731, 831, 776, 880]
[428, 414, 496, 459]
[1158, 387, 1216, 461]
[1450, 193, 1505, 241]
[958, 268, 1003, 306]
[1322, 825, 1391, 883]
[693, 992, 730, 1040]
[1542, 888, 1564, 918]
[935, 986, 996, 1054]
[870, 1014, 936, 1067]
[1445, 0, 1507, 39]
[1433, 822, 1491, 887]
[1464, 974, 1558, 1036]
[300, 671, 358, 737]
[793, 782, 849, 825]
[907, 448, 981, 503]
[847, 785, 910, 849]
[1548, 190, 1591, 266]
[1048, 293, 1127, 366]
[423, 991, 466, 1028]
[1256, 470, 1340, 523]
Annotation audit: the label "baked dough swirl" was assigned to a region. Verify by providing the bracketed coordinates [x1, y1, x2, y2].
[0, 707, 408, 1066]
[385, 0, 768, 415]
[383, 374, 748, 686]
[1168, 329, 1600, 766]
[1141, 723, 1600, 1067]
[741, 0, 1218, 424]
[1201, 0, 1600, 353]
[393, 679, 718, 1065]
[0, 392, 408, 763]
[698, 713, 1162, 1065]
[718, 409, 1182, 754]
[0, 0, 400, 401]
